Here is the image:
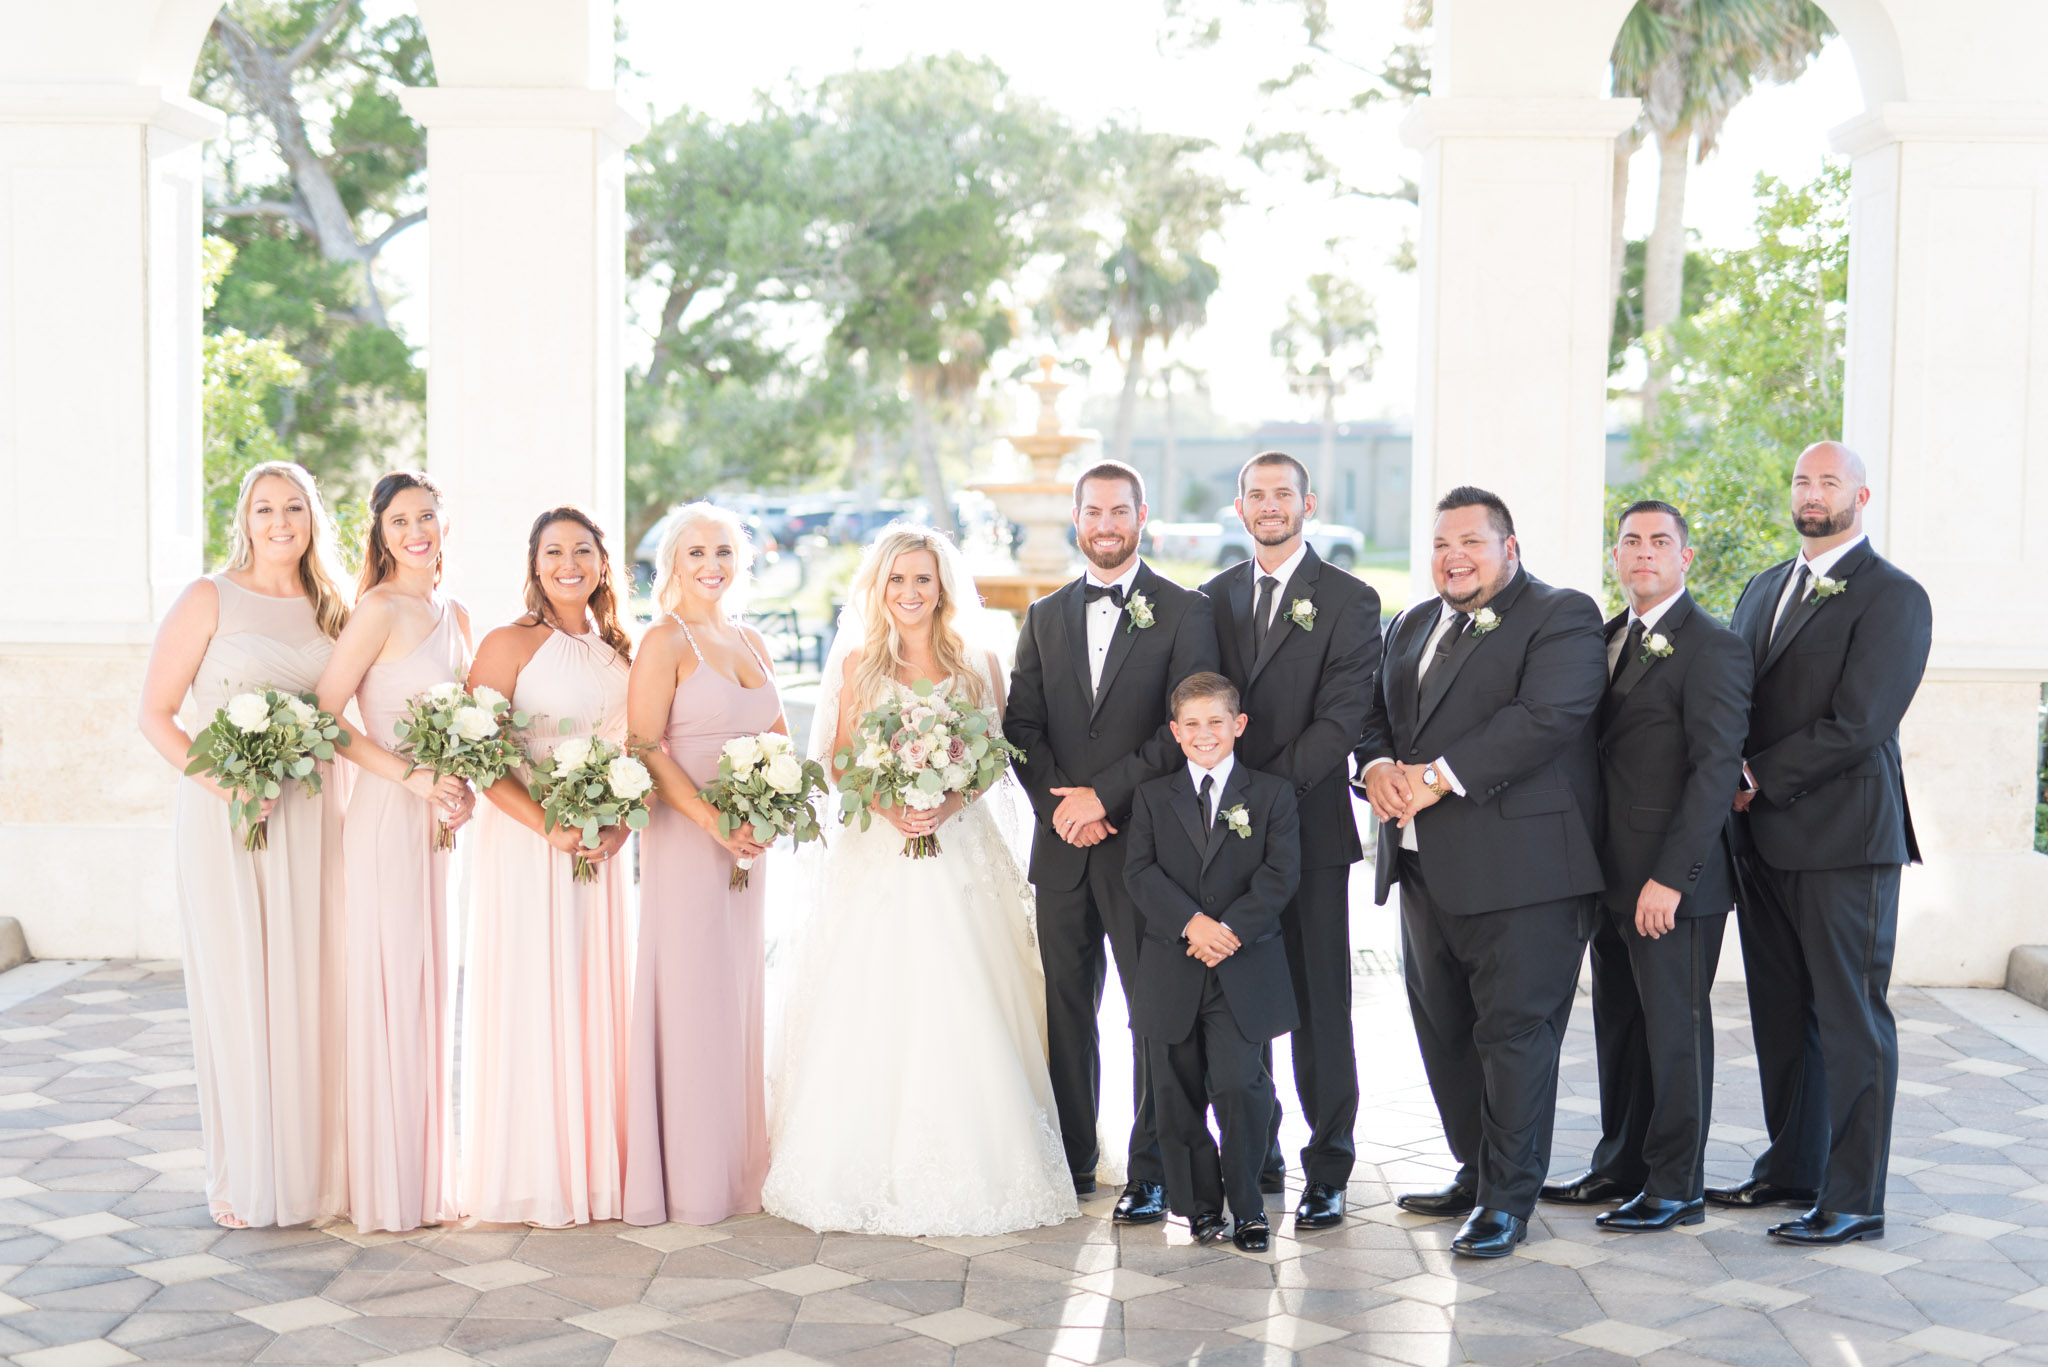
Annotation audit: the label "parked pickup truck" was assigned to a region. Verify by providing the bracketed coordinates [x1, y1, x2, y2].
[1145, 509, 1367, 569]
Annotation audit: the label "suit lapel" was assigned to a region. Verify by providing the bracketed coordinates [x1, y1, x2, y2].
[1759, 541, 1872, 677]
[1744, 560, 1793, 668]
[1060, 578, 1092, 706]
[1246, 547, 1323, 688]
[1090, 565, 1151, 717]
[1415, 569, 1531, 734]
[1201, 764, 1251, 873]
[1613, 591, 1693, 707]
[1171, 771, 1207, 858]
[1223, 563, 1256, 675]
[1391, 603, 1435, 743]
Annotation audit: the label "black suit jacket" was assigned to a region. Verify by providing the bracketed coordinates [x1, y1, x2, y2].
[1727, 540, 1930, 871]
[1006, 563, 1220, 891]
[1356, 567, 1607, 914]
[1124, 763, 1301, 1045]
[1201, 546, 1382, 871]
[1595, 590, 1751, 919]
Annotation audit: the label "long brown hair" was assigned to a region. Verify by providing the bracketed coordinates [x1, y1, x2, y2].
[222, 461, 351, 639]
[522, 506, 633, 662]
[356, 470, 445, 598]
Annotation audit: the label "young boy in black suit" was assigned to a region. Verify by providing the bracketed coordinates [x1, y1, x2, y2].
[1123, 672, 1302, 1250]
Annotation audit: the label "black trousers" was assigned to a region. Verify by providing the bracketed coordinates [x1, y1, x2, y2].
[1150, 972, 1273, 1224]
[1037, 841, 1162, 1185]
[1587, 903, 1727, 1201]
[1261, 864, 1359, 1187]
[1735, 855, 1900, 1215]
[1398, 850, 1590, 1220]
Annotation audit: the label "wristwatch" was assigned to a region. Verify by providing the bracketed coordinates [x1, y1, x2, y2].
[1421, 763, 1452, 798]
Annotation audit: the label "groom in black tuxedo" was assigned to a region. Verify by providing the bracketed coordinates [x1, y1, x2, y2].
[1006, 460, 1219, 1219]
[1356, 486, 1606, 1258]
[1710, 441, 1931, 1246]
[1201, 451, 1381, 1230]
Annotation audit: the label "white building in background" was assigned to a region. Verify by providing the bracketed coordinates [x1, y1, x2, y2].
[0, 0, 2042, 985]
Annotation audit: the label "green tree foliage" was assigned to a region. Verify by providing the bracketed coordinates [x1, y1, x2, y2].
[203, 237, 304, 567]
[1608, 162, 1848, 620]
[1610, 237, 1712, 375]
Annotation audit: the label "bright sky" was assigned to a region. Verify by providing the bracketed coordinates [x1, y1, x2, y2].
[384, 1, 1867, 434]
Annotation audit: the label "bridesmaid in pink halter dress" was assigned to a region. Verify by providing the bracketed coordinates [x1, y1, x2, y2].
[460, 509, 636, 1226]
[623, 503, 784, 1225]
[137, 463, 352, 1229]
[316, 471, 476, 1234]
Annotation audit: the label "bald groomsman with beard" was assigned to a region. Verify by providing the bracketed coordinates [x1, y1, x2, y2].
[1709, 441, 1930, 1245]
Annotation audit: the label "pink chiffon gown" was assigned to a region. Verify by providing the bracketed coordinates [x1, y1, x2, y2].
[623, 621, 781, 1225]
[175, 575, 348, 1227]
[460, 629, 633, 1225]
[345, 597, 464, 1233]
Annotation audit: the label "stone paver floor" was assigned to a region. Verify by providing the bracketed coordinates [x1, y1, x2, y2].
[2, 947, 2047, 1366]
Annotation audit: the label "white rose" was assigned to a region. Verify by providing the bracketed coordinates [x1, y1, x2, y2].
[759, 732, 794, 756]
[902, 786, 946, 811]
[471, 684, 507, 711]
[722, 735, 762, 772]
[281, 695, 318, 728]
[451, 706, 497, 742]
[857, 742, 891, 769]
[940, 763, 969, 790]
[763, 752, 804, 794]
[225, 693, 272, 734]
[608, 755, 653, 801]
[552, 736, 593, 772]
[423, 681, 463, 707]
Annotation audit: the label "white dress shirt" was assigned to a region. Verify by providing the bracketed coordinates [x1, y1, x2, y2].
[1186, 752, 1236, 824]
[1084, 559, 1143, 694]
[1608, 586, 1684, 677]
[1250, 542, 1311, 630]
[1364, 598, 1476, 851]
[1770, 534, 1865, 636]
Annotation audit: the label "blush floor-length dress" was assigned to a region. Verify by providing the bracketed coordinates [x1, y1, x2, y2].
[459, 628, 633, 1226]
[345, 597, 464, 1233]
[174, 575, 348, 1227]
[623, 621, 780, 1226]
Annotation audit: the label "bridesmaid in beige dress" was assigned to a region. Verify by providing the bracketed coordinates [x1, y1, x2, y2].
[138, 462, 353, 1229]
[460, 507, 636, 1226]
[315, 470, 476, 1234]
[623, 503, 784, 1225]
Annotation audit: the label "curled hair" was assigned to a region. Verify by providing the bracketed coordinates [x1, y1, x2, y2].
[223, 461, 352, 639]
[357, 470, 446, 597]
[1170, 670, 1240, 718]
[523, 507, 633, 662]
[1435, 484, 1515, 540]
[846, 525, 988, 715]
[653, 502, 754, 620]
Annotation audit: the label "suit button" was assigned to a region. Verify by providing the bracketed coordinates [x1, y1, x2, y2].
[1408, 746, 1420, 758]
[1089, 729, 1099, 739]
[1205, 896, 1215, 906]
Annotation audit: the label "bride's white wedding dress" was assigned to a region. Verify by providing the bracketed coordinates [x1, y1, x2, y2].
[762, 659, 1078, 1236]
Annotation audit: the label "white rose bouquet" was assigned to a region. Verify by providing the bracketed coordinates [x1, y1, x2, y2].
[833, 678, 1026, 859]
[392, 682, 531, 850]
[184, 688, 350, 852]
[524, 725, 655, 883]
[696, 730, 830, 889]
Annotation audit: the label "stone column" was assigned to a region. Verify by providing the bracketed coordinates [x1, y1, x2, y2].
[397, 87, 646, 623]
[1401, 96, 1641, 600]
[1833, 103, 2048, 984]
[0, 85, 221, 958]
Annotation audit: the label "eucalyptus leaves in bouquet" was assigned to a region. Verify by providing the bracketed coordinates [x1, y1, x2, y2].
[834, 678, 1025, 858]
[393, 682, 530, 849]
[696, 731, 830, 889]
[525, 725, 656, 883]
[185, 688, 350, 852]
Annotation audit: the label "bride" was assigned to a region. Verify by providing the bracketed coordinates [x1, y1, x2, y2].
[762, 525, 1078, 1236]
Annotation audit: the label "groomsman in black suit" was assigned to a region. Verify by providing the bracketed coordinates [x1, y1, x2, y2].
[1201, 451, 1381, 1231]
[1356, 486, 1607, 1257]
[1540, 500, 1751, 1232]
[1710, 441, 1930, 1245]
[1007, 460, 1220, 1221]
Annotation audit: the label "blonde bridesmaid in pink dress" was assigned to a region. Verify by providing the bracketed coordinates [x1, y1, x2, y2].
[316, 471, 476, 1234]
[137, 463, 352, 1229]
[623, 503, 784, 1225]
[460, 508, 636, 1226]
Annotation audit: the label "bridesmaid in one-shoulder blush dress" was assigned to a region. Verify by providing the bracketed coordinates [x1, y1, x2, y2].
[316, 472, 477, 1234]
[623, 504, 783, 1225]
[137, 463, 352, 1228]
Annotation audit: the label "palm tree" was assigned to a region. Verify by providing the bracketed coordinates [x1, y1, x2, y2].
[1610, 0, 1833, 413]
[1271, 271, 1378, 517]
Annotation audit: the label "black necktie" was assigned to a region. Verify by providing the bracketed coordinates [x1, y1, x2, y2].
[1084, 582, 1126, 608]
[1613, 619, 1644, 684]
[1772, 563, 1811, 643]
[1197, 773, 1214, 829]
[1425, 611, 1469, 679]
[1252, 574, 1279, 654]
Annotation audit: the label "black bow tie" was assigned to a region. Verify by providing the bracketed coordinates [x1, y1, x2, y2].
[1084, 582, 1127, 608]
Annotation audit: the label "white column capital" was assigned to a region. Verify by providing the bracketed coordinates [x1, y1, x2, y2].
[0, 83, 222, 141]
[1831, 101, 2048, 156]
[398, 86, 646, 147]
[1402, 96, 1641, 150]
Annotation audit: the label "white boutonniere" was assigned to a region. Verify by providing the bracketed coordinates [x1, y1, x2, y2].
[1222, 803, 1251, 839]
[1124, 589, 1155, 634]
[1469, 606, 1501, 637]
[1640, 632, 1674, 663]
[1287, 598, 1316, 632]
[1812, 575, 1846, 600]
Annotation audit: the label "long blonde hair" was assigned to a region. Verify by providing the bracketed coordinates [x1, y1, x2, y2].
[847, 524, 988, 714]
[654, 502, 753, 620]
[223, 461, 351, 639]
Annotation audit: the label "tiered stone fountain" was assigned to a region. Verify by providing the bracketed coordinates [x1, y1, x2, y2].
[971, 356, 1089, 616]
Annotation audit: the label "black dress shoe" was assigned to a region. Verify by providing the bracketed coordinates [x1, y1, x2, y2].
[1704, 1178, 1818, 1209]
[1540, 1171, 1633, 1205]
[1232, 1213, 1270, 1252]
[1073, 1173, 1097, 1198]
[1451, 1207, 1527, 1258]
[1190, 1211, 1229, 1245]
[1259, 1167, 1286, 1195]
[1596, 1194, 1705, 1232]
[1112, 1180, 1166, 1225]
[1295, 1182, 1346, 1229]
[1397, 1182, 1477, 1217]
[1767, 1209, 1884, 1245]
